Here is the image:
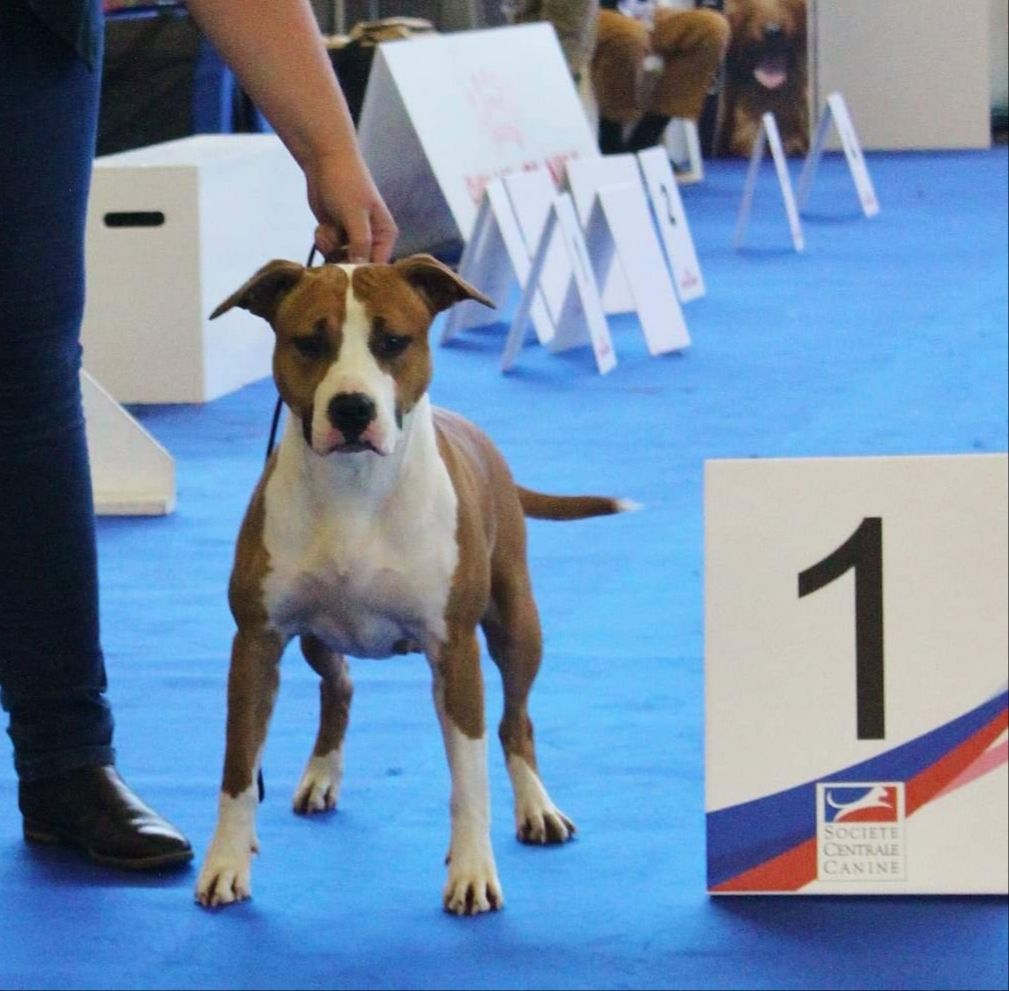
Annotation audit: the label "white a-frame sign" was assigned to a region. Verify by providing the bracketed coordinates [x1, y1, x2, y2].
[567, 158, 690, 356]
[797, 92, 880, 217]
[358, 24, 598, 256]
[565, 155, 638, 314]
[440, 177, 555, 348]
[582, 182, 691, 356]
[501, 169, 576, 348]
[504, 192, 616, 375]
[735, 112, 805, 253]
[567, 152, 706, 305]
[636, 146, 706, 302]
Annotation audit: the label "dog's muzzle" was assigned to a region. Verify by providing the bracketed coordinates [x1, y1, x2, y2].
[751, 24, 792, 90]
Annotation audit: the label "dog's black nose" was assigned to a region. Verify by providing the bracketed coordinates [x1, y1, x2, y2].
[328, 392, 376, 438]
[763, 21, 783, 40]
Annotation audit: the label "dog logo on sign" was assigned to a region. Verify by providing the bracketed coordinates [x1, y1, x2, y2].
[467, 70, 525, 150]
[822, 784, 900, 823]
[816, 782, 906, 882]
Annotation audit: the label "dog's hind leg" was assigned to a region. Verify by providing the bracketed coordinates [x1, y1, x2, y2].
[482, 577, 576, 846]
[293, 634, 353, 815]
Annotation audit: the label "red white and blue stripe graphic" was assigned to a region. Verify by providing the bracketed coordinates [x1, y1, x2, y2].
[707, 689, 1008, 891]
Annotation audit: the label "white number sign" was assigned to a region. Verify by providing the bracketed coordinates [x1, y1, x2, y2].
[705, 454, 1008, 895]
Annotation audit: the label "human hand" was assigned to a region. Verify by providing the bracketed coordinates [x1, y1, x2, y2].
[305, 150, 398, 264]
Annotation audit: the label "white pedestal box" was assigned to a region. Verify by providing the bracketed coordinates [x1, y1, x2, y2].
[81, 135, 315, 404]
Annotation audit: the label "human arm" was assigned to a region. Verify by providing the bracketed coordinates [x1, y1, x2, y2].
[185, 0, 397, 262]
[538, 0, 600, 79]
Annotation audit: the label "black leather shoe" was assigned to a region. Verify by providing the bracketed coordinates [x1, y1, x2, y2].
[19, 765, 193, 871]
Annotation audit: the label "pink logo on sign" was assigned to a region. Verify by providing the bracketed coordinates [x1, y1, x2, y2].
[467, 70, 524, 150]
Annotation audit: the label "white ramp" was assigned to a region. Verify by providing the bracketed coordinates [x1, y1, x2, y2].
[82, 371, 176, 516]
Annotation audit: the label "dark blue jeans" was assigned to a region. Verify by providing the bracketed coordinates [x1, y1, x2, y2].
[0, 0, 116, 781]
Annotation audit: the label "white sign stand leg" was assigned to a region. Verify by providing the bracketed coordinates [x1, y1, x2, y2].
[504, 193, 616, 374]
[440, 179, 555, 348]
[797, 92, 880, 217]
[583, 183, 691, 356]
[735, 112, 805, 253]
[636, 146, 706, 302]
[82, 371, 176, 516]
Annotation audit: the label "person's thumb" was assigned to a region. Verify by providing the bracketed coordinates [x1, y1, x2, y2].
[314, 223, 341, 261]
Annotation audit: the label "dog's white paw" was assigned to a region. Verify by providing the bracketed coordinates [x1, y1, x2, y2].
[507, 756, 576, 844]
[293, 752, 343, 815]
[443, 850, 504, 916]
[195, 840, 255, 908]
[196, 787, 259, 908]
[516, 801, 576, 845]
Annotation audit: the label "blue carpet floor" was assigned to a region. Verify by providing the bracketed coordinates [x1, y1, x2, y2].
[1, 150, 1006, 990]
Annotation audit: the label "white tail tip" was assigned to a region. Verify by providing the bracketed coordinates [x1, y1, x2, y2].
[615, 499, 644, 514]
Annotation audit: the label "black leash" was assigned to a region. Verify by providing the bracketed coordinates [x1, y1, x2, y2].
[257, 242, 321, 805]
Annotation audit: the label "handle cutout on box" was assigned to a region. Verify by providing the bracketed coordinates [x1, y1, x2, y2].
[104, 211, 165, 228]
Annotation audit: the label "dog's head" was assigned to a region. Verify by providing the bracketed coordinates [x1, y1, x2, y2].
[211, 255, 493, 458]
[723, 0, 807, 91]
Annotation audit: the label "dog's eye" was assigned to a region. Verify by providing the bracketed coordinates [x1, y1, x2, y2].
[292, 336, 327, 359]
[373, 333, 411, 359]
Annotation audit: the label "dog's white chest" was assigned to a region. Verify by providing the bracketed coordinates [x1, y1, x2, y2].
[259, 414, 458, 659]
[278, 526, 454, 658]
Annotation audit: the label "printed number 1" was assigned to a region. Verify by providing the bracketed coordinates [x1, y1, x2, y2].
[798, 518, 885, 740]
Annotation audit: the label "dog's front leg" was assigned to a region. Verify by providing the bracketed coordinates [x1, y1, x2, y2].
[428, 629, 504, 916]
[196, 627, 284, 908]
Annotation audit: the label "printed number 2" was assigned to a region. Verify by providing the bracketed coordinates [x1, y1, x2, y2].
[798, 518, 885, 740]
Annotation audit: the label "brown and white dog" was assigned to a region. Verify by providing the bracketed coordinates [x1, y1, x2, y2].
[715, 0, 810, 158]
[194, 255, 630, 916]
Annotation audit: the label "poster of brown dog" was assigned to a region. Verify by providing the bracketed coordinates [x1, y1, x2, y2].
[715, 0, 810, 157]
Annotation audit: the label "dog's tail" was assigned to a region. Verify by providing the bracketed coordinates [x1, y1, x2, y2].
[516, 486, 641, 521]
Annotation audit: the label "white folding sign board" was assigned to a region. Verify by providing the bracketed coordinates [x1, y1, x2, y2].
[705, 454, 1008, 895]
[505, 193, 615, 375]
[501, 169, 574, 336]
[440, 179, 554, 348]
[636, 146, 706, 302]
[566, 156, 638, 314]
[358, 25, 598, 255]
[502, 169, 614, 363]
[797, 92, 880, 217]
[735, 112, 805, 252]
[584, 184, 690, 356]
[550, 195, 616, 373]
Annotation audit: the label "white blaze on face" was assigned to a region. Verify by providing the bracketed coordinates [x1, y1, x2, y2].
[310, 278, 399, 457]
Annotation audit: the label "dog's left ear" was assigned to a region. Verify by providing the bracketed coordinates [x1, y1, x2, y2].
[210, 260, 305, 323]
[394, 254, 495, 315]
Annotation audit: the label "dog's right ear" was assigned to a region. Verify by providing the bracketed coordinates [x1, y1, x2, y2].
[210, 260, 304, 323]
